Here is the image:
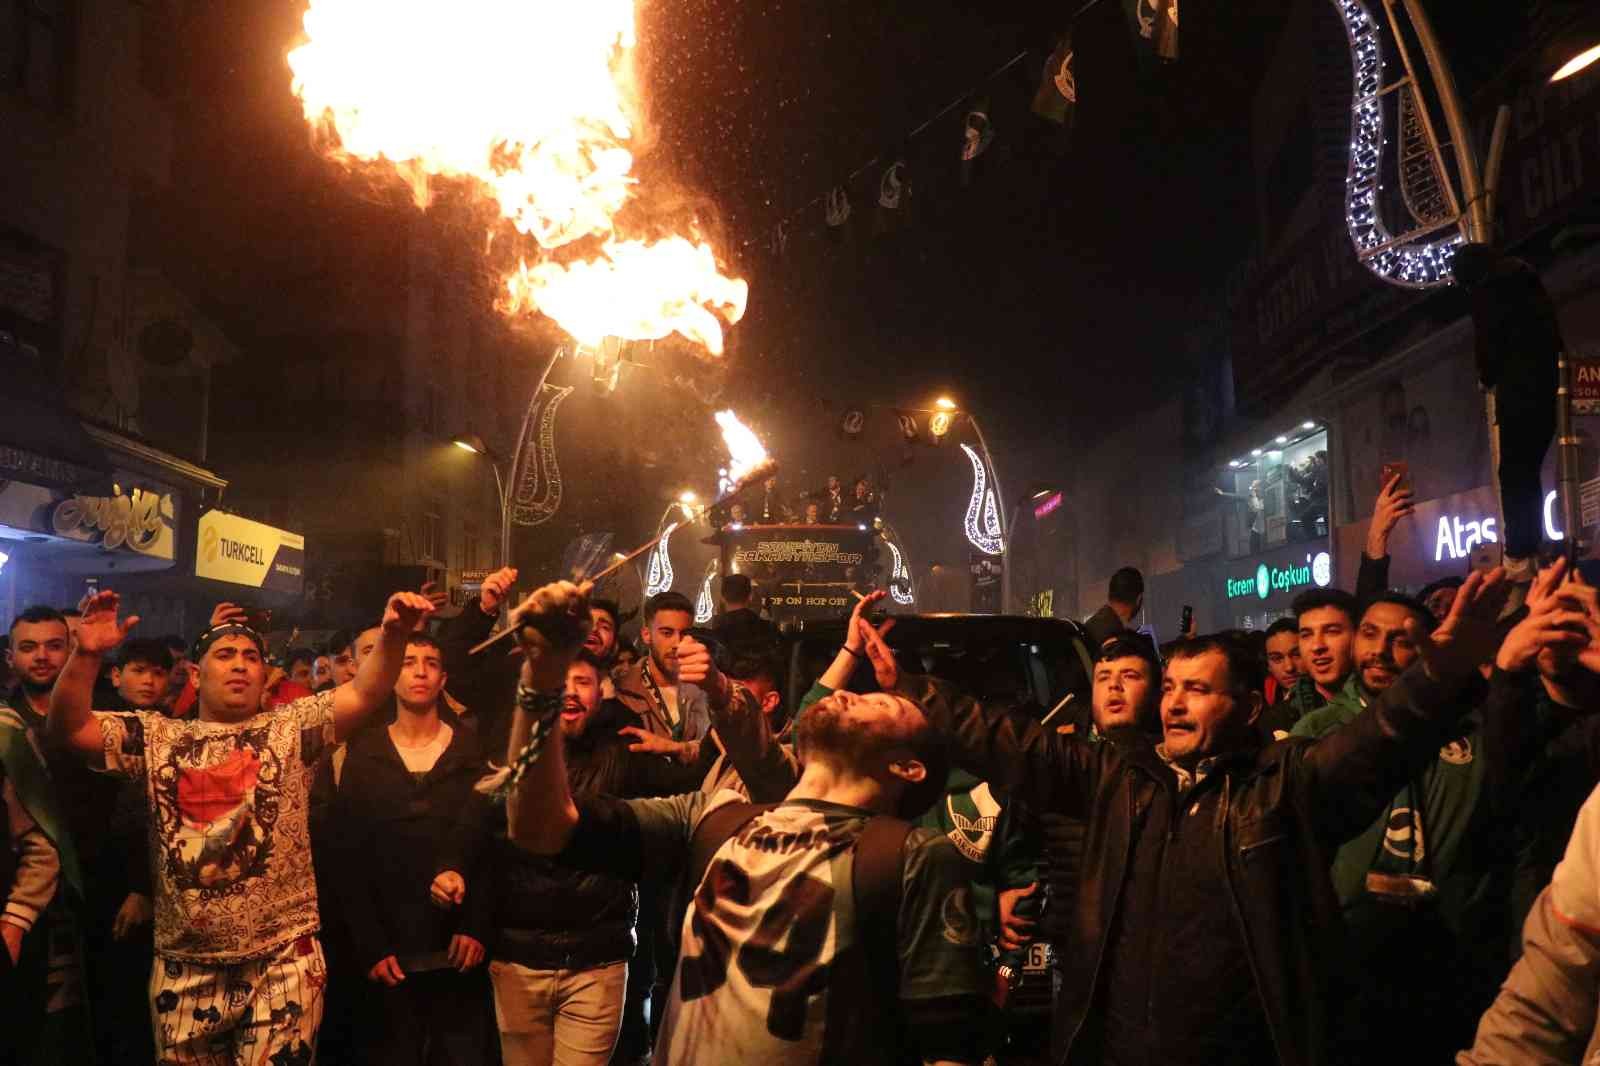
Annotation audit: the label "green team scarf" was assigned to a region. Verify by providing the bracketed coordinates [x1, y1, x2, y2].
[0, 702, 86, 902]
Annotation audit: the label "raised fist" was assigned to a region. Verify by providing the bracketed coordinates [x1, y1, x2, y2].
[382, 592, 437, 635]
[479, 568, 518, 615]
[510, 581, 593, 658]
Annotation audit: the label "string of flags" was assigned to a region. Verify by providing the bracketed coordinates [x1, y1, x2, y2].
[751, 0, 1177, 257]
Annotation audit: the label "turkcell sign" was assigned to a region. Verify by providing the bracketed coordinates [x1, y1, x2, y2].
[1226, 552, 1332, 600]
[195, 509, 305, 594]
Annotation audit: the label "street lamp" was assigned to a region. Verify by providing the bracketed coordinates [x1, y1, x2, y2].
[451, 432, 512, 569]
[1002, 485, 1059, 615]
[1551, 42, 1600, 81]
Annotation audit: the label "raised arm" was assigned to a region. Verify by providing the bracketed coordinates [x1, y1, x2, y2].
[676, 635, 798, 803]
[503, 580, 592, 855]
[46, 590, 139, 759]
[815, 590, 889, 695]
[1303, 567, 1508, 843]
[330, 591, 436, 741]
[857, 615, 1094, 814]
[1356, 474, 1413, 602]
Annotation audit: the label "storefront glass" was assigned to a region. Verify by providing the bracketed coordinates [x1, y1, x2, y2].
[1220, 427, 1328, 558]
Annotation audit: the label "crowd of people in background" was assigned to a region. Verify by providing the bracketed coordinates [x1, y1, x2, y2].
[13, 472, 1600, 1065]
[719, 475, 879, 529]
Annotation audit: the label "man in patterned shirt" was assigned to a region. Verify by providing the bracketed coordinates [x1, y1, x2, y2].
[502, 579, 986, 1066]
[45, 587, 436, 1065]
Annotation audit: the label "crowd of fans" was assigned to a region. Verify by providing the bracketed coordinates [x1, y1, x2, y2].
[11, 496, 1600, 1065]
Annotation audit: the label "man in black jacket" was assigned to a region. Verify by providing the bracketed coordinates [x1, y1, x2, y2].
[486, 650, 701, 1066]
[332, 633, 493, 1066]
[861, 569, 1511, 1066]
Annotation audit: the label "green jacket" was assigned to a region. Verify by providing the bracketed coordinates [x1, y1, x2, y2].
[0, 701, 85, 903]
[1291, 674, 1488, 931]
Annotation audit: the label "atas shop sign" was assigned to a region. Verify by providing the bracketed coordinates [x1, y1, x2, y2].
[1226, 552, 1333, 600]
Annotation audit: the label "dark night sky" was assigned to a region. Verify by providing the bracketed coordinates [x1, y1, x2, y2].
[135, 0, 1531, 591]
[152, 1, 1294, 442]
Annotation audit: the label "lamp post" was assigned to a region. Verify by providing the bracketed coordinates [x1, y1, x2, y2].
[1002, 485, 1061, 615]
[451, 432, 512, 568]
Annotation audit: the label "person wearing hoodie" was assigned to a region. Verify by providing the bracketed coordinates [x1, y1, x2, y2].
[331, 632, 495, 1066]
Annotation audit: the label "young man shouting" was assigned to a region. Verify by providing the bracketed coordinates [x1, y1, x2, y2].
[502, 580, 986, 1066]
[46, 587, 434, 1064]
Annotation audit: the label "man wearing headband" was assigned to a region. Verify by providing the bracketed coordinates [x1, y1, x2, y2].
[45, 587, 435, 1064]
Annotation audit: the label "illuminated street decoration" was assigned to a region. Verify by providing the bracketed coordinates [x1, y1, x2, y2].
[510, 384, 574, 526]
[644, 521, 677, 596]
[1329, 0, 1464, 288]
[960, 443, 1004, 556]
[886, 537, 915, 606]
[695, 559, 717, 623]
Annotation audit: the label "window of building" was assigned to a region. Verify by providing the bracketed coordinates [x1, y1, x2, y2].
[1219, 425, 1328, 558]
[418, 504, 444, 564]
[461, 519, 481, 571]
[421, 381, 442, 438]
[3, 0, 71, 110]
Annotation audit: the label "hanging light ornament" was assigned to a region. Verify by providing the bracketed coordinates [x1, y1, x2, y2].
[886, 538, 915, 606]
[694, 558, 718, 623]
[1329, 0, 1464, 288]
[644, 521, 677, 596]
[960, 444, 1004, 556]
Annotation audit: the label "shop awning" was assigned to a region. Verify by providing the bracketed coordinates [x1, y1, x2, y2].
[0, 342, 113, 494]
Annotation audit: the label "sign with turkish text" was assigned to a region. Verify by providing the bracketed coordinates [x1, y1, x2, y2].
[195, 509, 305, 594]
[1223, 549, 1333, 601]
[718, 524, 875, 625]
[1573, 355, 1600, 415]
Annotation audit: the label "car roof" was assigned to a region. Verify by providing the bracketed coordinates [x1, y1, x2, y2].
[788, 613, 1089, 647]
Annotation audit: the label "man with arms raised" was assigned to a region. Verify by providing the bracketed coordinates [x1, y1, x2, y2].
[872, 570, 1511, 1066]
[47, 587, 435, 1064]
[501, 579, 986, 1066]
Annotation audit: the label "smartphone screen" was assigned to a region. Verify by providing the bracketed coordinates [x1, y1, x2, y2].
[1381, 461, 1411, 492]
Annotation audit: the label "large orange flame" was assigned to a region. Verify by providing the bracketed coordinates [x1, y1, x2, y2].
[287, 0, 746, 354]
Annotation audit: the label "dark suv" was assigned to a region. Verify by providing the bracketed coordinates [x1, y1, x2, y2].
[780, 612, 1094, 1035]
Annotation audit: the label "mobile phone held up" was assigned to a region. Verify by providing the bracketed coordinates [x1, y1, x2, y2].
[1179, 605, 1194, 637]
[1381, 461, 1411, 493]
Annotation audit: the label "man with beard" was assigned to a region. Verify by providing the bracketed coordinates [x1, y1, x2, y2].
[1, 605, 150, 1062]
[878, 568, 1513, 1066]
[614, 592, 708, 763]
[46, 587, 434, 1064]
[1290, 591, 1583, 1061]
[332, 633, 492, 1066]
[502, 580, 987, 1066]
[485, 650, 702, 1066]
[0, 606, 99, 1061]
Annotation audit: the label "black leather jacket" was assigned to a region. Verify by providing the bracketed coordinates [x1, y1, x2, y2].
[898, 666, 1481, 1066]
[487, 707, 702, 971]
